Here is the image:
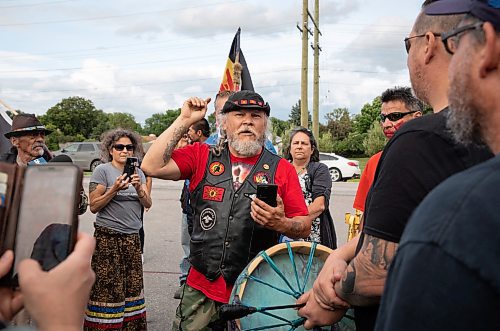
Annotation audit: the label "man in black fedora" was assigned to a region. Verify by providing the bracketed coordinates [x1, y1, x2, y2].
[0, 113, 53, 165]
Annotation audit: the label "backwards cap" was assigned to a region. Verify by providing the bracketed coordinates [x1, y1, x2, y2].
[425, 0, 500, 30]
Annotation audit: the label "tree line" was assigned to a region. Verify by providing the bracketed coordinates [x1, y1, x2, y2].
[10, 95, 429, 157]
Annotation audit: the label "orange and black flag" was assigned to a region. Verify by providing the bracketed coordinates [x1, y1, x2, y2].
[219, 28, 254, 92]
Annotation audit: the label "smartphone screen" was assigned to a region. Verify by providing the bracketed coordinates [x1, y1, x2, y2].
[256, 183, 278, 207]
[123, 157, 138, 180]
[13, 165, 80, 277]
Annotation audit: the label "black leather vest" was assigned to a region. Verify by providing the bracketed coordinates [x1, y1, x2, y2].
[189, 146, 281, 284]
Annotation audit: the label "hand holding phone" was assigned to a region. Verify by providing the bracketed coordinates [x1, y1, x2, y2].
[123, 157, 138, 181]
[0, 164, 82, 287]
[256, 184, 278, 207]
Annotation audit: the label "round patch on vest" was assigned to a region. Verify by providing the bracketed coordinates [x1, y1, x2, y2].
[253, 171, 270, 184]
[200, 208, 217, 231]
[209, 162, 225, 176]
[263, 163, 270, 170]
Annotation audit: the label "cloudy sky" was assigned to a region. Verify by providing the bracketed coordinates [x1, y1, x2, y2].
[0, 0, 424, 126]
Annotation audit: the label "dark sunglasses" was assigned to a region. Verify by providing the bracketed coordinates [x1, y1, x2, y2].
[380, 111, 418, 122]
[113, 144, 134, 151]
[441, 22, 484, 55]
[404, 32, 441, 54]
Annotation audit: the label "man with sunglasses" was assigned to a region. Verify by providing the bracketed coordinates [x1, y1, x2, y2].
[142, 91, 309, 330]
[352, 87, 422, 213]
[298, 1, 493, 329]
[376, 1, 500, 329]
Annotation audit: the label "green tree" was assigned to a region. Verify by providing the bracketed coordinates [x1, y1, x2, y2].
[318, 131, 335, 153]
[332, 132, 366, 157]
[207, 112, 216, 134]
[143, 109, 181, 136]
[353, 96, 382, 134]
[40, 97, 105, 139]
[270, 117, 290, 143]
[324, 107, 352, 140]
[363, 120, 386, 156]
[107, 112, 142, 132]
[289, 100, 311, 127]
[422, 102, 433, 114]
[91, 110, 111, 140]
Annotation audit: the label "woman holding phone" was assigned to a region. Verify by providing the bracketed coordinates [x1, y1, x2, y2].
[283, 127, 337, 249]
[84, 128, 152, 331]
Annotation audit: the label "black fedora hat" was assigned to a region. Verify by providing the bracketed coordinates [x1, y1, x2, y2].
[4, 114, 52, 139]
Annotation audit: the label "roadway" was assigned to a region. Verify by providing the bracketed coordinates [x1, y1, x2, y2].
[79, 178, 359, 330]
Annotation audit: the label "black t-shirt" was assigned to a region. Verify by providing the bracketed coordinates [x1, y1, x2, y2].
[375, 155, 500, 330]
[354, 109, 493, 331]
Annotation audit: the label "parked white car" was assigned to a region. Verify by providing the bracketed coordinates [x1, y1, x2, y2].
[319, 152, 361, 182]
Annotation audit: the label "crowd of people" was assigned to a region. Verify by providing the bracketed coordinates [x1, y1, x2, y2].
[0, 0, 497, 330]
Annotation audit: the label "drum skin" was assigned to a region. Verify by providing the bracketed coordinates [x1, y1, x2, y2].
[229, 242, 332, 330]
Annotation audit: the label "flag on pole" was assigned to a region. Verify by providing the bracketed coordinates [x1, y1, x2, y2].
[219, 28, 254, 92]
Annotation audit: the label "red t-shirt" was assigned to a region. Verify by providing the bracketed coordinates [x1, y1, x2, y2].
[171, 143, 308, 302]
[353, 151, 382, 212]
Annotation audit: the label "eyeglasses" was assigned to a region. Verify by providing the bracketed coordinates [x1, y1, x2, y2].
[113, 144, 134, 151]
[380, 111, 418, 122]
[441, 22, 484, 55]
[404, 32, 441, 54]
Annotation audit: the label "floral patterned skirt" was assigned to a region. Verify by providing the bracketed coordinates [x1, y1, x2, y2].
[84, 225, 147, 331]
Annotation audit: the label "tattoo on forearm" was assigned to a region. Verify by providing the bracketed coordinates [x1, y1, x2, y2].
[343, 264, 356, 294]
[163, 125, 187, 162]
[289, 220, 304, 238]
[89, 182, 98, 193]
[365, 235, 395, 271]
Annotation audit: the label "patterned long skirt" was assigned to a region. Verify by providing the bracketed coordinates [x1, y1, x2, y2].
[84, 225, 147, 331]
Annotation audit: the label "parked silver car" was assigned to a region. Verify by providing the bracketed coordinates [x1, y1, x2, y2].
[319, 152, 361, 182]
[54, 142, 102, 171]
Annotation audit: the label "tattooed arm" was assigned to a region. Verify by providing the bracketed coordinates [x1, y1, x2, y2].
[251, 195, 312, 238]
[88, 175, 129, 214]
[141, 97, 211, 180]
[334, 234, 398, 306]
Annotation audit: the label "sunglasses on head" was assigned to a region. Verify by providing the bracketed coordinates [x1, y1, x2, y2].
[379, 111, 418, 122]
[113, 144, 134, 151]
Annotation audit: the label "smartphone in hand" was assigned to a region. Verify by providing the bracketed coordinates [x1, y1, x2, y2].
[123, 157, 138, 181]
[0, 164, 82, 287]
[256, 183, 278, 207]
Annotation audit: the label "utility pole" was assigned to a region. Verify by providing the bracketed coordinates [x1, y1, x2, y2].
[312, 0, 321, 139]
[300, 0, 309, 128]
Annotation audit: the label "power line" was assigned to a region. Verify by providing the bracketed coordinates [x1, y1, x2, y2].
[0, 0, 77, 9]
[0, 0, 246, 27]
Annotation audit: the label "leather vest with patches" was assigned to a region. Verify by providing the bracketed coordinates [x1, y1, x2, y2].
[190, 147, 281, 284]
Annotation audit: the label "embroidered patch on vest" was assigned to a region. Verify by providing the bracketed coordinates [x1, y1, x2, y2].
[253, 171, 270, 184]
[263, 163, 270, 170]
[202, 186, 225, 202]
[209, 161, 225, 176]
[200, 208, 217, 231]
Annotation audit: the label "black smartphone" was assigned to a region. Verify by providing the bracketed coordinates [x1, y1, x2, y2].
[256, 183, 278, 207]
[1, 164, 82, 287]
[123, 157, 138, 180]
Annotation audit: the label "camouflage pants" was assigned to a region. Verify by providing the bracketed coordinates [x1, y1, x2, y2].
[172, 284, 226, 331]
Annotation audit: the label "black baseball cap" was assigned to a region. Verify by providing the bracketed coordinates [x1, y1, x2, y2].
[221, 90, 270, 116]
[425, 0, 500, 30]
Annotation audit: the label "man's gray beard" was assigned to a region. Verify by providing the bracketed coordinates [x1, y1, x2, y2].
[228, 134, 265, 157]
[447, 60, 483, 146]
